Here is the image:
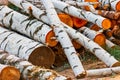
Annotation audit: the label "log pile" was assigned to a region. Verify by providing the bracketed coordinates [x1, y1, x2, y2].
[0, 0, 120, 79]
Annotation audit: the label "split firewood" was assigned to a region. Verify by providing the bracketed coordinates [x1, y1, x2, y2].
[72, 17, 87, 28]
[87, 66, 120, 77]
[78, 27, 106, 46]
[93, 10, 120, 20]
[0, 6, 58, 47]
[98, 0, 120, 11]
[41, 0, 86, 78]
[10, 0, 120, 68]
[0, 49, 69, 80]
[52, 0, 111, 30]
[0, 27, 55, 68]
[0, 63, 20, 80]
[58, 13, 73, 27]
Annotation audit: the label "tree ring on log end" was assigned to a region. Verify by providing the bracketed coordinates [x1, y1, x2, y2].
[102, 19, 111, 30]
[46, 30, 58, 47]
[76, 71, 87, 79]
[28, 46, 55, 68]
[0, 66, 20, 80]
[112, 62, 120, 67]
[116, 1, 120, 12]
[94, 33, 106, 46]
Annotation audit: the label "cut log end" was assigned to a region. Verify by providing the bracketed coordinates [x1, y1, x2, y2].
[72, 40, 82, 49]
[112, 62, 120, 67]
[94, 33, 106, 46]
[58, 13, 73, 27]
[72, 17, 87, 28]
[29, 46, 55, 68]
[90, 24, 101, 31]
[0, 66, 20, 80]
[102, 19, 111, 30]
[46, 30, 58, 47]
[76, 71, 86, 79]
[116, 1, 120, 12]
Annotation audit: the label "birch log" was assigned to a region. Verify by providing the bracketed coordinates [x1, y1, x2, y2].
[41, 0, 86, 78]
[0, 49, 68, 80]
[24, 0, 111, 30]
[65, 1, 98, 12]
[85, 22, 101, 31]
[0, 6, 58, 47]
[52, 0, 111, 30]
[0, 27, 55, 68]
[93, 10, 120, 20]
[98, 0, 120, 11]
[78, 27, 106, 46]
[87, 66, 120, 77]
[9, 0, 120, 68]
[0, 64, 20, 80]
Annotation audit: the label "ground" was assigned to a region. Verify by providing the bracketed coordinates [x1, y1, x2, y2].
[57, 60, 120, 80]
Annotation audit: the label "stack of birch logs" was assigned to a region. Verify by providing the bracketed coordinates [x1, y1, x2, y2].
[0, 0, 120, 79]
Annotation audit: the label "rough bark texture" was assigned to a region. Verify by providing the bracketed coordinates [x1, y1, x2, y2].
[11, 0, 120, 68]
[78, 27, 106, 46]
[0, 49, 69, 80]
[0, 27, 55, 68]
[0, 6, 57, 47]
[41, 0, 86, 78]
[87, 66, 120, 77]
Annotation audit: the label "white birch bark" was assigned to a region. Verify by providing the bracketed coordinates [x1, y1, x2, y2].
[106, 39, 116, 48]
[98, 0, 120, 11]
[65, 1, 99, 12]
[25, 0, 111, 30]
[87, 66, 120, 77]
[0, 64, 20, 80]
[78, 27, 105, 43]
[0, 49, 68, 80]
[41, 0, 86, 78]
[0, 6, 57, 47]
[0, 27, 55, 68]
[52, 0, 111, 30]
[63, 23, 120, 67]
[11, 0, 120, 67]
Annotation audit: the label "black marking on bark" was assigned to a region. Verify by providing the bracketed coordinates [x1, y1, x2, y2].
[29, 20, 38, 26]
[63, 47, 70, 49]
[17, 45, 22, 57]
[58, 30, 64, 33]
[25, 43, 40, 54]
[73, 65, 78, 69]
[93, 48, 101, 53]
[71, 52, 76, 55]
[88, 39, 91, 42]
[0, 33, 13, 48]
[33, 24, 44, 36]
[30, 30, 33, 38]
[94, 19, 98, 24]
[4, 41, 9, 50]
[75, 30, 79, 33]
[0, 31, 9, 35]
[17, 39, 22, 43]
[9, 13, 14, 29]
[4, 11, 13, 18]
[39, 11, 47, 19]
[63, 5, 70, 13]
[80, 11, 86, 19]
[25, 19, 33, 30]
[0, 6, 5, 11]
